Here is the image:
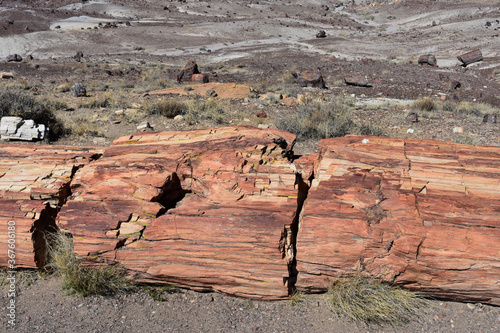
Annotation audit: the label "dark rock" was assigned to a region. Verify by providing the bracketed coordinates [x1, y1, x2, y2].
[177, 60, 201, 82]
[256, 110, 268, 118]
[206, 89, 218, 97]
[316, 30, 326, 38]
[450, 80, 461, 90]
[6, 54, 22, 62]
[483, 114, 497, 123]
[191, 73, 209, 83]
[71, 83, 87, 97]
[291, 68, 326, 88]
[344, 75, 372, 87]
[406, 112, 419, 123]
[418, 54, 437, 67]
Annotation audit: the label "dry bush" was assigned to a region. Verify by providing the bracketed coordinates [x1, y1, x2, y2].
[144, 99, 185, 118]
[327, 275, 429, 325]
[275, 98, 384, 140]
[183, 97, 229, 125]
[46, 231, 133, 296]
[411, 97, 436, 112]
[65, 117, 105, 137]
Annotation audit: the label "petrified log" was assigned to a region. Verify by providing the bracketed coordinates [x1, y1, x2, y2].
[57, 126, 298, 299]
[457, 49, 483, 67]
[0, 144, 102, 268]
[295, 136, 500, 305]
[418, 54, 437, 67]
[344, 75, 372, 87]
[291, 68, 326, 88]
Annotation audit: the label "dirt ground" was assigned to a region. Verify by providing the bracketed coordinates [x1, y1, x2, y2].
[1, 0, 500, 331]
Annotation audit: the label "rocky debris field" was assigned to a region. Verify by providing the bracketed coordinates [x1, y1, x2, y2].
[0, 0, 500, 332]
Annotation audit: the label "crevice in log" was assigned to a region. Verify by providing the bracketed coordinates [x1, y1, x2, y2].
[30, 203, 59, 269]
[30, 160, 93, 268]
[152, 172, 191, 218]
[280, 172, 310, 295]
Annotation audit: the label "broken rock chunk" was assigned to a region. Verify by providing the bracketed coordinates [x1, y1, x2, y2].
[0, 116, 47, 141]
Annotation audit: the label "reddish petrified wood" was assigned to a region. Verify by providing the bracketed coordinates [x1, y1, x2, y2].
[457, 49, 483, 66]
[0, 144, 102, 268]
[296, 136, 500, 305]
[57, 126, 298, 299]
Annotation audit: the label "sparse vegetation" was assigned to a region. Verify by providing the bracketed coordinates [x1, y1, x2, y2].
[183, 97, 229, 125]
[327, 274, 428, 325]
[144, 99, 185, 118]
[143, 284, 177, 301]
[275, 97, 384, 140]
[290, 290, 305, 306]
[46, 231, 133, 297]
[413, 97, 499, 117]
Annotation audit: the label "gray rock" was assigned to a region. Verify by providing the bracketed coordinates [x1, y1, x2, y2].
[71, 83, 87, 97]
[0, 116, 46, 141]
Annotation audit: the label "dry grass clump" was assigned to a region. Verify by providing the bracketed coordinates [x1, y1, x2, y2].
[65, 117, 105, 137]
[46, 231, 133, 296]
[275, 97, 384, 140]
[413, 97, 499, 117]
[327, 275, 428, 325]
[145, 99, 185, 118]
[183, 97, 229, 125]
[411, 97, 436, 112]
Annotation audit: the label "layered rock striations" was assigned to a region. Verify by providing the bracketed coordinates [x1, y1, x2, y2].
[296, 136, 500, 305]
[0, 129, 499, 304]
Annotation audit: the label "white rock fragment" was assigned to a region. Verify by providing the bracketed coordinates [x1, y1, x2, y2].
[407, 128, 415, 134]
[0, 116, 47, 141]
[362, 138, 369, 144]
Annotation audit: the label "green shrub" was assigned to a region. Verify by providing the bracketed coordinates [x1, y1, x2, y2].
[327, 274, 428, 325]
[0, 87, 66, 140]
[46, 231, 133, 296]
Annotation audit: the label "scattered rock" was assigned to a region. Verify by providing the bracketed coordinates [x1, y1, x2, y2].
[173, 114, 184, 122]
[191, 73, 209, 83]
[407, 128, 415, 133]
[137, 121, 153, 131]
[291, 68, 326, 88]
[344, 75, 372, 87]
[6, 54, 22, 62]
[0, 116, 46, 141]
[483, 114, 497, 123]
[206, 89, 218, 97]
[457, 49, 483, 67]
[71, 83, 87, 97]
[453, 126, 464, 133]
[74, 51, 84, 62]
[450, 80, 461, 90]
[256, 110, 267, 118]
[1, 73, 14, 79]
[316, 30, 326, 38]
[418, 54, 437, 67]
[177, 60, 201, 83]
[406, 112, 419, 123]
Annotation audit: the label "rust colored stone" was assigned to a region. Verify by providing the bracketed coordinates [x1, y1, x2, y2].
[295, 136, 500, 305]
[57, 126, 298, 299]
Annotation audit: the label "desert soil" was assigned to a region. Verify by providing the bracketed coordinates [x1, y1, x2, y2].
[1, 0, 499, 331]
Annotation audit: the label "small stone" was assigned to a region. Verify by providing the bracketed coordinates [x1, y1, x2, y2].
[173, 115, 184, 122]
[362, 139, 369, 144]
[256, 111, 267, 118]
[137, 121, 152, 130]
[258, 124, 270, 129]
[71, 83, 87, 97]
[316, 30, 326, 38]
[483, 114, 497, 123]
[406, 112, 419, 123]
[206, 89, 218, 97]
[453, 126, 464, 133]
[407, 128, 415, 134]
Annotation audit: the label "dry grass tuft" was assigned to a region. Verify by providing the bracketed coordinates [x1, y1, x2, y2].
[327, 274, 428, 325]
[46, 231, 133, 296]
